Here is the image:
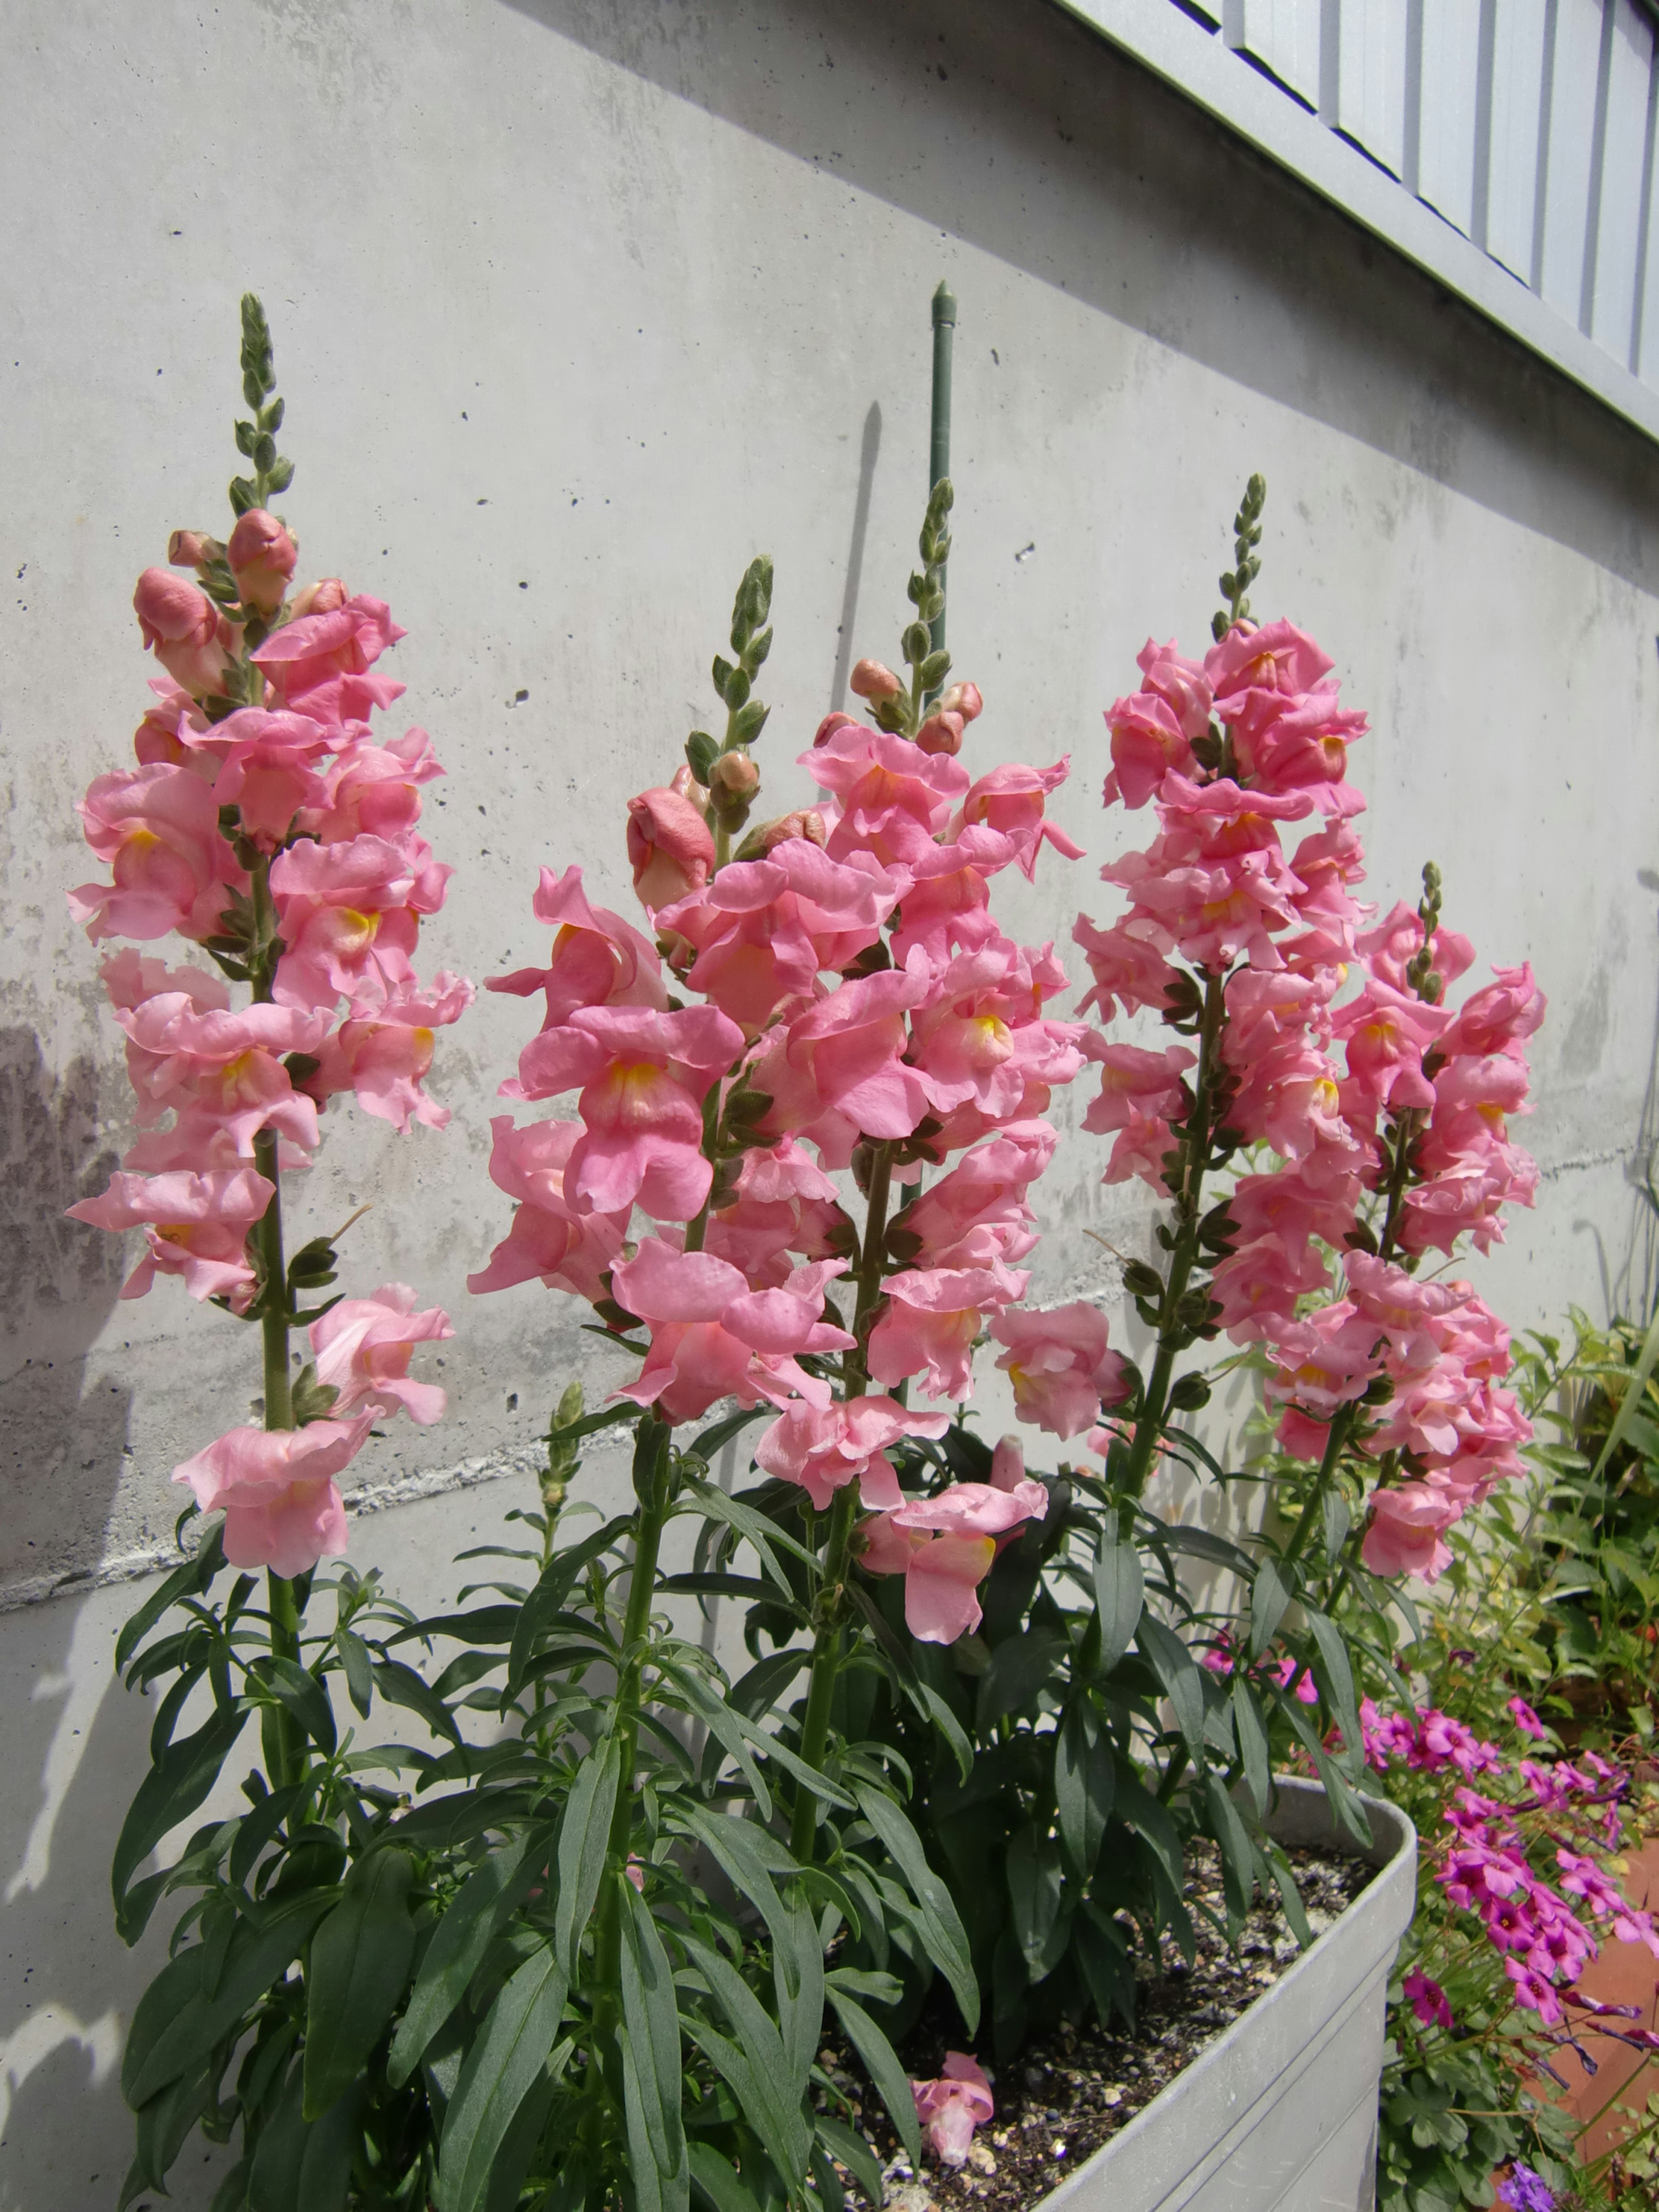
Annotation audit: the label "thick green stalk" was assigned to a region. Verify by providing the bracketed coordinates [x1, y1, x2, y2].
[789, 1142, 896, 1862]
[591, 1418, 672, 2075]
[1119, 972, 1227, 1497]
[248, 854, 304, 1787]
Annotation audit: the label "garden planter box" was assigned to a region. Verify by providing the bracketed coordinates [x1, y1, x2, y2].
[1036, 1777, 1417, 2212]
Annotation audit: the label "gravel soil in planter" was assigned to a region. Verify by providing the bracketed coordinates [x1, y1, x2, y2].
[820, 1779, 1416, 2212]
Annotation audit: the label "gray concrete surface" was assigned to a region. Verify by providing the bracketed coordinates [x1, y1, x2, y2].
[2, 0, 1657, 2199]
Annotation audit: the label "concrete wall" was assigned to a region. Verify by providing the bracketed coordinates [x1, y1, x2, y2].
[3, 0, 1659, 2200]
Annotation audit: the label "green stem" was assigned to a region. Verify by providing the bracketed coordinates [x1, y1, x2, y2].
[1120, 972, 1227, 1498]
[248, 853, 304, 1788]
[1282, 1403, 1356, 1573]
[789, 1141, 896, 1863]
[591, 1418, 673, 2078]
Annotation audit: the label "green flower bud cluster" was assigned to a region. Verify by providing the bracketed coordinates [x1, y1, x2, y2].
[871, 478, 954, 733]
[1211, 470, 1265, 641]
[229, 293, 295, 517]
[688, 554, 774, 853]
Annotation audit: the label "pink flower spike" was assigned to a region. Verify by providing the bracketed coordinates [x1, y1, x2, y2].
[912, 2054, 995, 2167]
[172, 1411, 380, 1575]
[309, 1284, 454, 1424]
[66, 1167, 274, 1305]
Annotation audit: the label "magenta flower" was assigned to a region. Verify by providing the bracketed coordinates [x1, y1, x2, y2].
[1507, 1696, 1546, 1740]
[1402, 1971, 1454, 2029]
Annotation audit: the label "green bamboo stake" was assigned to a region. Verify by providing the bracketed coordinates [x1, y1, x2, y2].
[926, 280, 956, 700]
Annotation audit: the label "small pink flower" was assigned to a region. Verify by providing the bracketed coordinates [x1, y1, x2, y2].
[755, 1395, 949, 1510]
[172, 1410, 380, 1575]
[467, 1115, 632, 1301]
[1508, 1696, 1546, 1740]
[251, 594, 407, 724]
[911, 2054, 994, 2166]
[66, 1167, 274, 1305]
[626, 788, 715, 912]
[267, 833, 425, 1015]
[849, 658, 904, 703]
[310, 1284, 454, 1424]
[1071, 915, 1177, 1024]
[509, 1003, 743, 1221]
[133, 567, 237, 698]
[211, 708, 334, 845]
[1402, 1971, 1454, 2030]
[610, 1240, 854, 1425]
[864, 1479, 1048, 1640]
[226, 508, 298, 616]
[751, 963, 937, 1166]
[950, 760, 1084, 880]
[867, 1260, 1030, 1401]
[488, 864, 668, 1029]
[297, 972, 474, 1133]
[70, 764, 246, 944]
[803, 722, 971, 869]
[1360, 1485, 1459, 1581]
[991, 1303, 1132, 1439]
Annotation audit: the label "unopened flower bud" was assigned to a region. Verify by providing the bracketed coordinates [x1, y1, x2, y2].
[709, 751, 760, 816]
[627, 787, 715, 911]
[669, 761, 710, 810]
[814, 711, 860, 748]
[289, 576, 349, 619]
[915, 709, 965, 757]
[133, 568, 237, 698]
[938, 680, 983, 723]
[736, 808, 828, 860]
[227, 509, 299, 617]
[167, 529, 219, 569]
[850, 658, 903, 703]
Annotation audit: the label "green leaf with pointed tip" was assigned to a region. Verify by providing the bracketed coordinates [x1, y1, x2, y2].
[304, 1849, 416, 2117]
[823, 1987, 921, 2171]
[1092, 1540, 1144, 1671]
[435, 1945, 568, 2212]
[852, 1786, 977, 2031]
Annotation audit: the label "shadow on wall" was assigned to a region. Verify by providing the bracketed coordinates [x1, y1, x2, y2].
[500, 0, 1659, 597]
[0, 1027, 134, 1600]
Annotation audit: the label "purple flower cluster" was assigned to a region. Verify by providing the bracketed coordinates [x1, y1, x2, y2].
[1362, 1700, 1659, 2027]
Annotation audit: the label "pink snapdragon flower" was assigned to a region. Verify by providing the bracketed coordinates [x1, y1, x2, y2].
[300, 726, 445, 845]
[467, 1116, 632, 1300]
[910, 2054, 994, 2166]
[626, 787, 715, 911]
[1360, 1484, 1459, 1580]
[802, 722, 971, 868]
[309, 1284, 454, 1424]
[990, 1303, 1132, 1439]
[906, 938, 1085, 1125]
[296, 972, 474, 1132]
[509, 1003, 743, 1219]
[66, 1167, 274, 1305]
[268, 832, 439, 1015]
[658, 842, 899, 1027]
[754, 1395, 949, 1511]
[898, 1122, 1056, 1269]
[861, 1476, 1049, 1640]
[488, 864, 668, 1030]
[610, 1240, 853, 1424]
[1358, 901, 1475, 996]
[173, 1409, 381, 1575]
[226, 508, 298, 616]
[70, 763, 245, 943]
[751, 963, 936, 1165]
[867, 1259, 1030, 1402]
[210, 709, 334, 845]
[251, 593, 407, 723]
[1071, 915, 1177, 1023]
[133, 568, 238, 698]
[949, 759, 1084, 879]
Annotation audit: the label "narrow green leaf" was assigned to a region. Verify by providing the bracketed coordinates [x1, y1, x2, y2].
[113, 1704, 249, 1931]
[506, 1519, 627, 1692]
[1092, 1537, 1144, 1672]
[620, 1884, 690, 2212]
[336, 1628, 373, 1718]
[117, 1525, 226, 1672]
[124, 1895, 332, 2107]
[1202, 1773, 1255, 1929]
[852, 1787, 977, 2032]
[436, 1945, 569, 2212]
[671, 1805, 798, 1994]
[681, 1935, 809, 2186]
[303, 1849, 417, 2117]
[372, 1657, 462, 1746]
[688, 2142, 762, 2212]
[816, 2116, 884, 2211]
[1232, 1677, 1270, 1817]
[974, 1627, 1067, 1732]
[260, 1656, 337, 1755]
[823, 1987, 921, 2171]
[1249, 1556, 1291, 1659]
[660, 1659, 772, 1819]
[1589, 1303, 1659, 1483]
[921, 1684, 973, 1785]
[1137, 1614, 1206, 1758]
[554, 1735, 621, 1979]
[1303, 1608, 1363, 1776]
[389, 1826, 547, 2087]
[1005, 1827, 1065, 1981]
[1055, 1703, 1113, 1878]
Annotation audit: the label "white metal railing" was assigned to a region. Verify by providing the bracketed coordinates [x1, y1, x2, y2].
[1052, 0, 1659, 443]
